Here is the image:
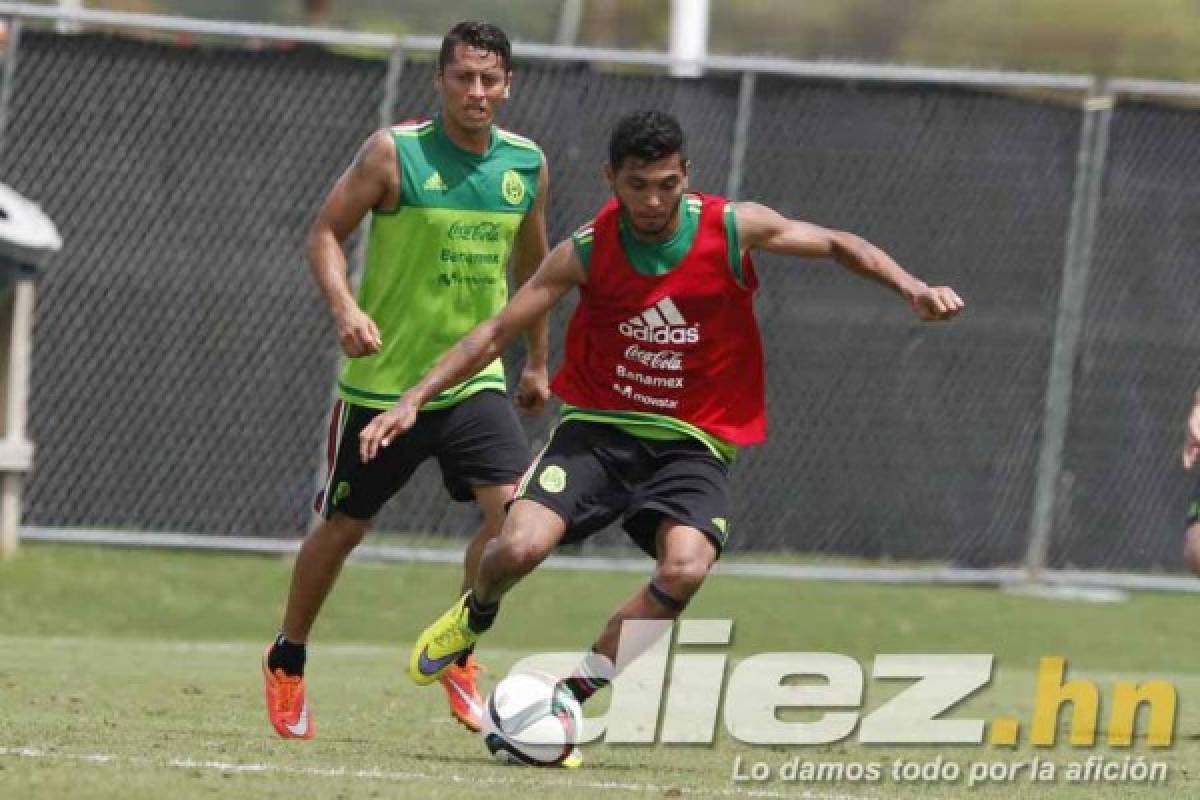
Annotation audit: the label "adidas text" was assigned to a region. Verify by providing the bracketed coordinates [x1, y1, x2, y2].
[619, 322, 700, 344]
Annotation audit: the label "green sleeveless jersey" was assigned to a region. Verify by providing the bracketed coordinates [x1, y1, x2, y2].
[338, 114, 543, 410]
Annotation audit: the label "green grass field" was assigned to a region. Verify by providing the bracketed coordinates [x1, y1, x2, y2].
[1, 543, 1197, 798]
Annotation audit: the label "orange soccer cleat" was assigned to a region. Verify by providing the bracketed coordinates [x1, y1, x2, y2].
[440, 654, 485, 732]
[262, 649, 314, 740]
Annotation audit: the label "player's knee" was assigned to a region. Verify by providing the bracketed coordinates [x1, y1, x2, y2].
[318, 514, 369, 554]
[1184, 526, 1200, 575]
[495, 527, 553, 574]
[655, 555, 712, 599]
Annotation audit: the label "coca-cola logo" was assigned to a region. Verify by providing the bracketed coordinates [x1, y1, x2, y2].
[624, 345, 684, 372]
[447, 221, 501, 242]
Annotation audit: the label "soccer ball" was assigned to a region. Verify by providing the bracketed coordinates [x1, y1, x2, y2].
[482, 671, 582, 767]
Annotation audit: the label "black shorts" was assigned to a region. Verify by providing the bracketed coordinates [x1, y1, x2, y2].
[315, 389, 529, 520]
[1188, 480, 1200, 526]
[516, 420, 731, 558]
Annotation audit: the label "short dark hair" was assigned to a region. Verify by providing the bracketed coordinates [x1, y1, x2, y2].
[438, 21, 511, 72]
[608, 110, 686, 169]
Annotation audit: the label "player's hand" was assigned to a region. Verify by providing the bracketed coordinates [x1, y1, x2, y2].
[515, 365, 550, 417]
[1183, 398, 1200, 469]
[910, 285, 965, 321]
[336, 305, 383, 358]
[359, 395, 419, 463]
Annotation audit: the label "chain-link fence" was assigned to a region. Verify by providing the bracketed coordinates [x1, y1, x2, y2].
[1, 27, 384, 535]
[2, 8, 1197, 576]
[738, 80, 1082, 567]
[1053, 96, 1200, 571]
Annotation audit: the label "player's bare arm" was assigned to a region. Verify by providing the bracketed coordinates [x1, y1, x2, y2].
[1182, 391, 1200, 469]
[734, 201, 964, 321]
[306, 128, 399, 357]
[510, 156, 552, 416]
[359, 239, 585, 462]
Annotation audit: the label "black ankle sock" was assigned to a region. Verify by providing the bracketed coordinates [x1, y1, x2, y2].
[562, 675, 607, 704]
[454, 643, 476, 668]
[465, 592, 499, 634]
[267, 633, 306, 677]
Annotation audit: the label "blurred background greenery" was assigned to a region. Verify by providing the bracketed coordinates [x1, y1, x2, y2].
[18, 0, 1200, 80]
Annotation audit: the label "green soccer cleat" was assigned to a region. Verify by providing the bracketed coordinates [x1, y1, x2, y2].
[560, 748, 583, 769]
[408, 592, 480, 686]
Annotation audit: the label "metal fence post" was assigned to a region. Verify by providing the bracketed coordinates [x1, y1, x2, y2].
[350, 44, 403, 276]
[1024, 80, 1114, 578]
[306, 45, 405, 531]
[0, 16, 25, 558]
[725, 71, 755, 201]
[555, 0, 584, 46]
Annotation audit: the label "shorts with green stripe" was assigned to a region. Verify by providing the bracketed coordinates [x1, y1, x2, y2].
[315, 389, 529, 520]
[1187, 487, 1200, 527]
[517, 419, 731, 558]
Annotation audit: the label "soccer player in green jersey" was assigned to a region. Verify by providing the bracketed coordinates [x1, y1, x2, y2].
[263, 21, 551, 739]
[1182, 392, 1200, 573]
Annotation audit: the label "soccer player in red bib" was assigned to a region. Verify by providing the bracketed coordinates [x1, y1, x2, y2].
[360, 110, 964, 754]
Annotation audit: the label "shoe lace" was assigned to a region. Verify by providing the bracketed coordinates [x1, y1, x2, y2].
[431, 627, 463, 651]
[272, 670, 302, 713]
[431, 608, 473, 651]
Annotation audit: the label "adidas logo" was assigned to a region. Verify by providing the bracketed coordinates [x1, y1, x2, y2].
[423, 172, 448, 191]
[618, 296, 700, 344]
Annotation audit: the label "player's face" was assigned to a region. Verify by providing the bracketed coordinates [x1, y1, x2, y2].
[435, 44, 511, 133]
[607, 154, 690, 239]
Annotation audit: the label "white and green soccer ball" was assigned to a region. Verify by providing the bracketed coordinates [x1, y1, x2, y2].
[482, 671, 582, 767]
